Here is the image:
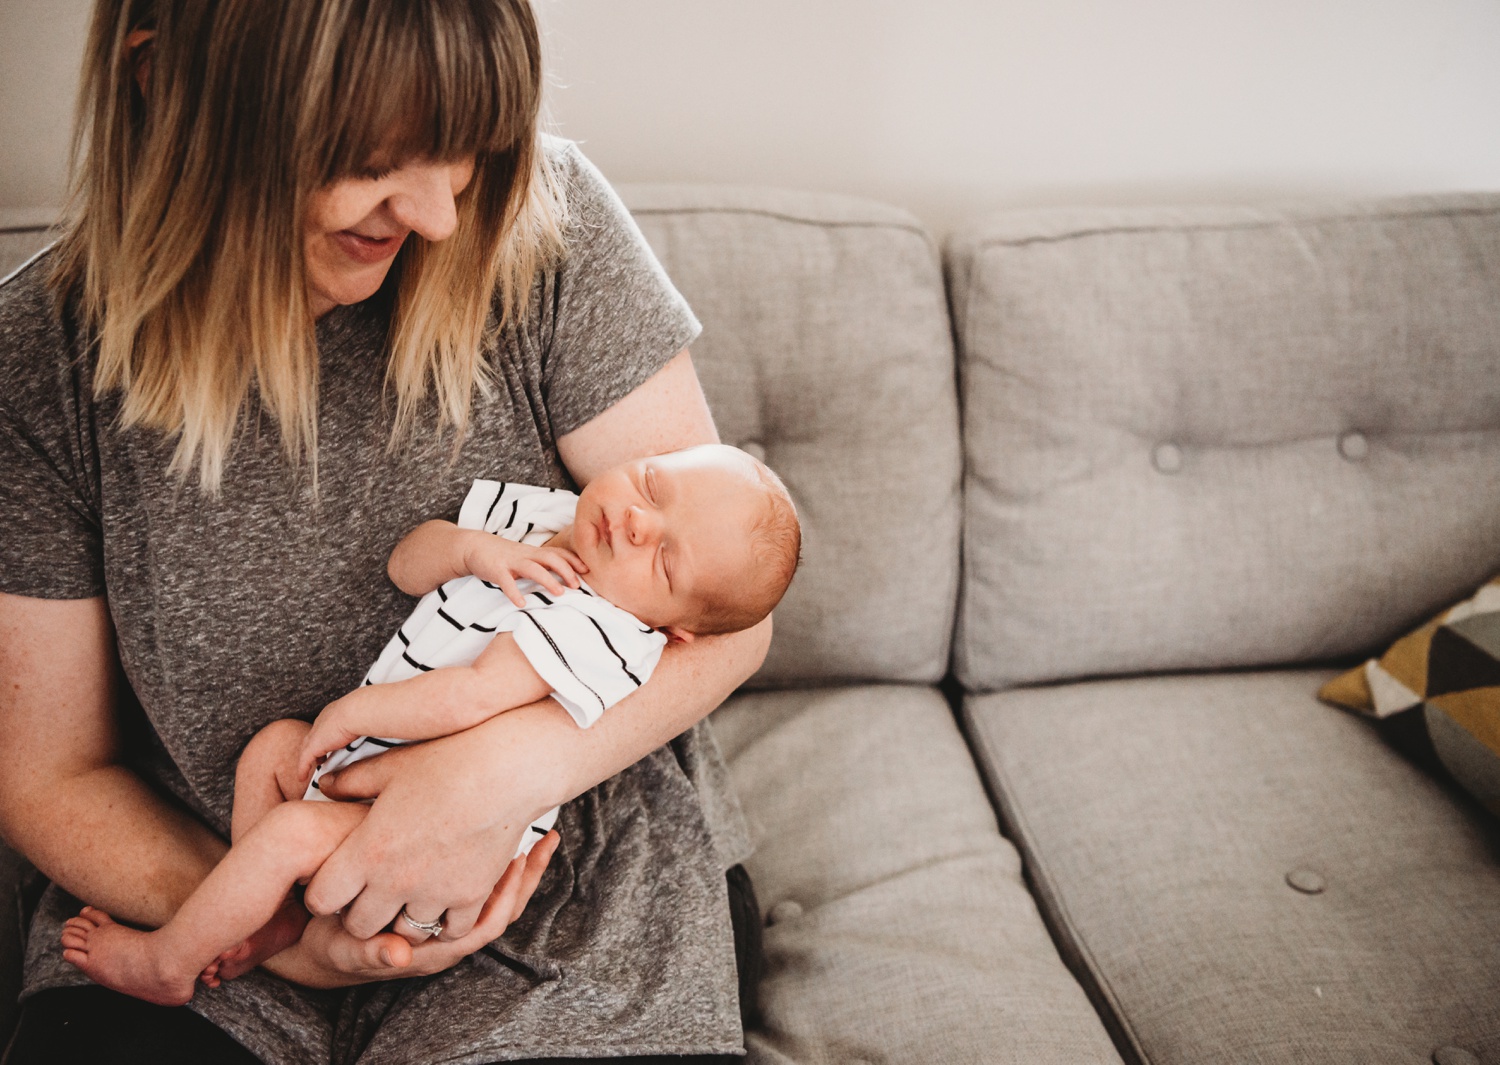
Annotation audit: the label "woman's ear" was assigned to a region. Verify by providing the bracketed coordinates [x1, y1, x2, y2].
[661, 625, 696, 645]
[124, 28, 156, 97]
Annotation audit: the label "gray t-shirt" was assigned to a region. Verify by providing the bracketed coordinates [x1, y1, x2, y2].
[0, 140, 753, 1064]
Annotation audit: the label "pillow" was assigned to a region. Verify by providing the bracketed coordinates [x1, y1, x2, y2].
[1319, 577, 1500, 813]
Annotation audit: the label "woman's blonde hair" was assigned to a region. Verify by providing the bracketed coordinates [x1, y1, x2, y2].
[51, 0, 567, 491]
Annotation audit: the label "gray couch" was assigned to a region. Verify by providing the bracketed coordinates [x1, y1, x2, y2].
[2, 186, 1498, 1064]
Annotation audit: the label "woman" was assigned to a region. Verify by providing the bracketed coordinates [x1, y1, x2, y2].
[0, 1, 768, 1062]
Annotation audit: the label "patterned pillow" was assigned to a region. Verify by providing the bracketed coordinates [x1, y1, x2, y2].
[1319, 577, 1500, 813]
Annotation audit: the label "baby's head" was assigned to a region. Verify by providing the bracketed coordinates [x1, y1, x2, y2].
[570, 444, 800, 641]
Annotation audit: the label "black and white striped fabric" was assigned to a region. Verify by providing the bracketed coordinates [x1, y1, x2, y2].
[304, 480, 668, 856]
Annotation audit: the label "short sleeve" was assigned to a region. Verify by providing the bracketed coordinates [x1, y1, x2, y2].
[538, 140, 702, 438]
[504, 591, 668, 728]
[0, 259, 105, 599]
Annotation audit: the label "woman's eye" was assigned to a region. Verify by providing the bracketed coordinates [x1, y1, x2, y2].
[355, 164, 396, 182]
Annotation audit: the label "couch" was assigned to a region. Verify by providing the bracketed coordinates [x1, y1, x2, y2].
[2, 185, 1498, 1064]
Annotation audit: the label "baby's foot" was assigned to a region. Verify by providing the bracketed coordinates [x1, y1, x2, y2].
[60, 907, 197, 1007]
[201, 894, 310, 986]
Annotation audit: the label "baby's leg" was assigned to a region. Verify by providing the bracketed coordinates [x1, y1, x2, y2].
[231, 717, 315, 841]
[61, 798, 367, 1006]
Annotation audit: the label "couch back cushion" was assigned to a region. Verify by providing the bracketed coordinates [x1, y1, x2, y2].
[0, 226, 52, 281]
[952, 194, 1500, 691]
[623, 185, 961, 685]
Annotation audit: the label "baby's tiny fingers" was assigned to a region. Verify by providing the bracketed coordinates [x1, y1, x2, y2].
[496, 573, 525, 608]
[521, 562, 566, 596]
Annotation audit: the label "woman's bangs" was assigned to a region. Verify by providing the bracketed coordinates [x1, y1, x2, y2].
[316, 1, 536, 182]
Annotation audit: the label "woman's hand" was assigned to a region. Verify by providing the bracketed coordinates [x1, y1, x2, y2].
[303, 619, 768, 945]
[303, 701, 574, 942]
[263, 831, 558, 989]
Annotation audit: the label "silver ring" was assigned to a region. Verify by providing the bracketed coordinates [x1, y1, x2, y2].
[398, 907, 444, 937]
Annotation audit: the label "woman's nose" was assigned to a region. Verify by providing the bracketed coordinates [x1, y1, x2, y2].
[387, 160, 473, 243]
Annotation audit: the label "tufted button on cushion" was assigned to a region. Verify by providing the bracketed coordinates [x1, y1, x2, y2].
[1285, 869, 1326, 895]
[1338, 430, 1369, 461]
[766, 899, 804, 925]
[1433, 1047, 1481, 1065]
[1152, 443, 1184, 474]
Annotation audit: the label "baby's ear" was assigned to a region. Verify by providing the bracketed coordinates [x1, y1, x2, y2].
[661, 625, 696, 644]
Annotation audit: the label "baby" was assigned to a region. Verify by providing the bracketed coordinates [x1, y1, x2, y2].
[60, 443, 800, 1006]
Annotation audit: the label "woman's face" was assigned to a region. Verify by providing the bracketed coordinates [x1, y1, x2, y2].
[303, 157, 476, 317]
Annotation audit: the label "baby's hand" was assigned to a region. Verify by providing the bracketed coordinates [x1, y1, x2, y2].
[464, 537, 586, 608]
[297, 694, 366, 784]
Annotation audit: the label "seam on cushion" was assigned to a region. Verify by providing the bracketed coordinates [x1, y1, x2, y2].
[961, 698, 1151, 1065]
[628, 203, 935, 246]
[969, 203, 1500, 252]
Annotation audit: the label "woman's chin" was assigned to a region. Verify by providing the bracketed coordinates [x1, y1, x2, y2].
[308, 273, 390, 316]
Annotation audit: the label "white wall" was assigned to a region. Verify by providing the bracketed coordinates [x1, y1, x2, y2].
[4, 0, 1499, 233]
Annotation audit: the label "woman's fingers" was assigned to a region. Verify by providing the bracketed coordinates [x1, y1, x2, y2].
[315, 746, 401, 803]
[438, 899, 484, 941]
[520, 831, 560, 902]
[329, 927, 412, 973]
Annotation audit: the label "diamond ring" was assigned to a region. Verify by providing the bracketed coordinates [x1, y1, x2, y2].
[398, 907, 444, 937]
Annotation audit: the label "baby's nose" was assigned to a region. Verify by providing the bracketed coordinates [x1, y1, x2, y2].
[625, 505, 660, 545]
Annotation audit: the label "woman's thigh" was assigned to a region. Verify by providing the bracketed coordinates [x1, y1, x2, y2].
[7, 868, 765, 1064]
[4, 986, 262, 1065]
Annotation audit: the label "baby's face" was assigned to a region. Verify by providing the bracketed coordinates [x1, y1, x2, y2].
[571, 446, 764, 638]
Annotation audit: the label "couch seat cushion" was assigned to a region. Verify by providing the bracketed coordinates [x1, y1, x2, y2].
[965, 670, 1500, 1065]
[712, 684, 1121, 1065]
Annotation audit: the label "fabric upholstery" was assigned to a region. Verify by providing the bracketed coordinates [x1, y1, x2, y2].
[711, 685, 1122, 1065]
[622, 185, 963, 687]
[1321, 575, 1500, 813]
[951, 194, 1500, 690]
[966, 670, 1500, 1065]
[0, 228, 50, 281]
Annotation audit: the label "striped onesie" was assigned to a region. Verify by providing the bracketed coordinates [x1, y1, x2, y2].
[305, 479, 669, 856]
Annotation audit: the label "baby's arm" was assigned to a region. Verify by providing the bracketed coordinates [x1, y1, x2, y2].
[388, 520, 586, 606]
[297, 634, 553, 782]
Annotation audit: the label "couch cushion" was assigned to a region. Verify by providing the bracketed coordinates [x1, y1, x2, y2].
[950, 194, 1500, 690]
[622, 185, 962, 686]
[0, 226, 51, 281]
[965, 670, 1500, 1065]
[712, 684, 1122, 1065]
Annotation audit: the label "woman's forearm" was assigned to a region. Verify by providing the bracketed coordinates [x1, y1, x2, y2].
[0, 593, 227, 929]
[5, 766, 227, 928]
[493, 614, 772, 810]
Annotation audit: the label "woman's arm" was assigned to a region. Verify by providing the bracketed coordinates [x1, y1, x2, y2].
[0, 591, 523, 988]
[0, 594, 227, 927]
[305, 349, 774, 942]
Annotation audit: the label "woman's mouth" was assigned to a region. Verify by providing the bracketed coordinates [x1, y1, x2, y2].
[332, 229, 406, 265]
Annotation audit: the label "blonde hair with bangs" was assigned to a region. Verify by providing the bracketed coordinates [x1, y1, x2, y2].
[51, 0, 567, 491]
